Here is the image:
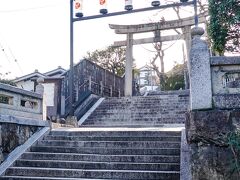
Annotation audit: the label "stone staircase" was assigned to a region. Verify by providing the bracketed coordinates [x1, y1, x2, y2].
[82, 93, 189, 126]
[1, 127, 182, 179]
[1, 92, 188, 179]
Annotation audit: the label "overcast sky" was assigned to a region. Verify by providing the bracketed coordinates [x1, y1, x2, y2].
[0, 0, 195, 79]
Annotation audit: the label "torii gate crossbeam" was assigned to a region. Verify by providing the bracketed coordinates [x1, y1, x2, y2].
[110, 14, 207, 96]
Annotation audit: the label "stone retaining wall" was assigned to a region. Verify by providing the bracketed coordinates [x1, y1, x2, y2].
[0, 115, 48, 163]
[186, 110, 240, 180]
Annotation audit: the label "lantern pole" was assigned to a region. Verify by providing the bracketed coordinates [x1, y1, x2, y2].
[68, 0, 198, 116]
[69, 0, 74, 116]
[193, 0, 198, 26]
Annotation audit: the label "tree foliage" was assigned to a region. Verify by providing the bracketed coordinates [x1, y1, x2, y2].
[164, 63, 185, 91]
[0, 79, 16, 86]
[148, 1, 208, 90]
[84, 46, 126, 76]
[208, 0, 240, 55]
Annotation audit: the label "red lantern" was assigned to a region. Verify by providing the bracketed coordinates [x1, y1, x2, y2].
[99, 0, 108, 14]
[74, 0, 83, 17]
[100, 0, 106, 5]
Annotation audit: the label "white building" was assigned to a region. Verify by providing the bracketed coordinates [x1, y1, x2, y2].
[136, 64, 158, 87]
[13, 66, 66, 118]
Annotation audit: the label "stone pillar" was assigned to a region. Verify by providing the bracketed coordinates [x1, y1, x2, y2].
[183, 26, 191, 89]
[66, 116, 78, 127]
[36, 77, 47, 120]
[189, 27, 212, 110]
[183, 26, 192, 63]
[35, 78, 44, 95]
[124, 33, 133, 96]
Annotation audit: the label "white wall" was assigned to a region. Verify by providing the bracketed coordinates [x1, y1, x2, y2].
[43, 83, 55, 106]
[16, 80, 35, 91]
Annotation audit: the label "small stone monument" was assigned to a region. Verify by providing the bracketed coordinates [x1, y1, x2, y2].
[66, 116, 78, 127]
[35, 77, 44, 95]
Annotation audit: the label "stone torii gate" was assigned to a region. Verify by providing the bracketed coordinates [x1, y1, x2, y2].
[109, 14, 206, 96]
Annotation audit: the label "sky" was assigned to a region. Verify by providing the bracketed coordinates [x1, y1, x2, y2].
[0, 0, 196, 79]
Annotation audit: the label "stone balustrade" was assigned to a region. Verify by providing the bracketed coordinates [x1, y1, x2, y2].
[0, 83, 43, 120]
[210, 56, 240, 109]
[211, 56, 240, 94]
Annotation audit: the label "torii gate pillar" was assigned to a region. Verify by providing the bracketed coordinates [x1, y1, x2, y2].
[125, 33, 133, 96]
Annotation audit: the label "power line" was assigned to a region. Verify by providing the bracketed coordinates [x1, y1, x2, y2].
[140, 32, 184, 53]
[0, 40, 23, 76]
[8, 46, 24, 74]
[0, 42, 11, 63]
[0, 3, 63, 13]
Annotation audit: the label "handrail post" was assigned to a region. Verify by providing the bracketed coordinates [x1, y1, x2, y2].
[110, 85, 113, 97]
[100, 81, 103, 96]
[88, 76, 92, 91]
[118, 89, 121, 97]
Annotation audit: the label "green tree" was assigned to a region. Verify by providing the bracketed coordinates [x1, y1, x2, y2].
[208, 0, 240, 55]
[164, 63, 185, 91]
[84, 46, 126, 76]
[0, 79, 16, 86]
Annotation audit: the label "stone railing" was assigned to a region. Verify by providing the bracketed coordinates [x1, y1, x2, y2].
[211, 56, 240, 94]
[0, 83, 43, 120]
[211, 56, 240, 109]
[188, 27, 240, 110]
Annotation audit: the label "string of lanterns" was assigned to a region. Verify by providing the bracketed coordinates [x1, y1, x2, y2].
[74, 0, 189, 18]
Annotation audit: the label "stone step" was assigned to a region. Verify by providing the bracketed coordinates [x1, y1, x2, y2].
[82, 120, 185, 126]
[49, 130, 181, 137]
[30, 146, 180, 155]
[15, 159, 180, 171]
[83, 93, 188, 126]
[94, 105, 187, 110]
[86, 116, 186, 119]
[99, 101, 187, 104]
[103, 98, 185, 102]
[43, 135, 181, 142]
[37, 140, 181, 148]
[21, 152, 180, 163]
[5, 167, 180, 179]
[91, 108, 188, 112]
[0, 176, 96, 180]
[85, 117, 186, 121]
[81, 123, 184, 127]
[87, 113, 187, 118]
[96, 102, 186, 105]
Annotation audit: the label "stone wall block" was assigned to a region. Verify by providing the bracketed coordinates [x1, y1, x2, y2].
[1, 124, 19, 154]
[190, 144, 236, 180]
[186, 110, 235, 145]
[0, 125, 3, 163]
[0, 123, 40, 162]
[186, 110, 240, 179]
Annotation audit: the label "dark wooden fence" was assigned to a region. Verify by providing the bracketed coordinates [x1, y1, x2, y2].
[62, 59, 124, 115]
